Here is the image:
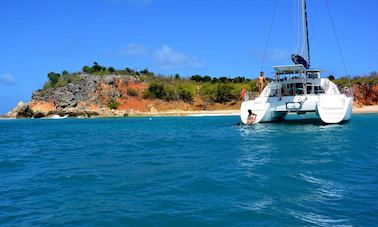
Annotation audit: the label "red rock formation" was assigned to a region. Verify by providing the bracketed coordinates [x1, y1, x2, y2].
[353, 84, 378, 105]
[29, 101, 56, 114]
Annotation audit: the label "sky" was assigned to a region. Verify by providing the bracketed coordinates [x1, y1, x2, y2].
[0, 0, 377, 113]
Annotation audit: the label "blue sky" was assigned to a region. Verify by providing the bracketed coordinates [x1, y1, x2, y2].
[0, 0, 377, 113]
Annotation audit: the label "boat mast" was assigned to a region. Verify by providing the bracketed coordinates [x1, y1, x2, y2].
[301, 0, 310, 67]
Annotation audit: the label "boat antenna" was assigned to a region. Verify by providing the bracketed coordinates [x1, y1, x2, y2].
[302, 0, 311, 67]
[260, 0, 278, 72]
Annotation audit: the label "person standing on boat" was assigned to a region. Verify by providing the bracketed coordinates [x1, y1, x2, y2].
[257, 72, 267, 94]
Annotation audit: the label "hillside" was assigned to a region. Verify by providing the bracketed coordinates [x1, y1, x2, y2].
[4, 63, 378, 118]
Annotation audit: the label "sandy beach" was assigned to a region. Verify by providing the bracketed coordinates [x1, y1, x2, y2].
[352, 105, 378, 114]
[128, 105, 378, 117]
[128, 109, 240, 117]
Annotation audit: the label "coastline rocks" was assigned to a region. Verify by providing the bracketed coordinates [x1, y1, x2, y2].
[7, 74, 141, 118]
[6, 101, 33, 118]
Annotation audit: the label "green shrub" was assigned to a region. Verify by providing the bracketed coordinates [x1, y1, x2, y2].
[127, 88, 138, 97]
[177, 83, 195, 103]
[65, 74, 82, 84]
[145, 82, 166, 99]
[82, 66, 92, 74]
[200, 83, 241, 103]
[43, 81, 53, 90]
[143, 82, 179, 101]
[47, 72, 61, 85]
[200, 83, 217, 101]
[108, 100, 120, 109]
[214, 83, 237, 103]
[55, 77, 68, 87]
[162, 85, 177, 101]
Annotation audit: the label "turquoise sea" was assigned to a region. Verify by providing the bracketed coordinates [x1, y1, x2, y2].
[0, 114, 377, 226]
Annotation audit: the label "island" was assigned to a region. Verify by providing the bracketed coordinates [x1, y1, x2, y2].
[3, 62, 378, 118]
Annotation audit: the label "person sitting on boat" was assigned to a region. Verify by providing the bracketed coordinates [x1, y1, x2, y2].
[247, 109, 257, 125]
[257, 72, 268, 94]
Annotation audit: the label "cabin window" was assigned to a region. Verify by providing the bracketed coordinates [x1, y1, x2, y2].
[307, 73, 318, 79]
[295, 83, 304, 95]
[306, 83, 313, 94]
[314, 86, 324, 94]
[286, 84, 294, 96]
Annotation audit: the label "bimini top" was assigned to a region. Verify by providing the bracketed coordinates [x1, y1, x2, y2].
[273, 64, 323, 75]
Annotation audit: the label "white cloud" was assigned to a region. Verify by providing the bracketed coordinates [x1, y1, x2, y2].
[154, 45, 202, 70]
[109, 44, 203, 70]
[121, 43, 150, 57]
[0, 74, 17, 86]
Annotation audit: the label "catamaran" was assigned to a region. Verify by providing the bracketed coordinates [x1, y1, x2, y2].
[240, 0, 352, 124]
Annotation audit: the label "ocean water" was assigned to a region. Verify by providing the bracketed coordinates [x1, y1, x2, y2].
[0, 114, 377, 226]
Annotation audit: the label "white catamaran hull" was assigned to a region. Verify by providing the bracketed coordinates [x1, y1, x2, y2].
[240, 94, 352, 124]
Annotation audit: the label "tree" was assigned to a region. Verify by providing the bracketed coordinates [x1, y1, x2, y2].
[140, 68, 150, 74]
[202, 75, 212, 82]
[62, 70, 69, 76]
[328, 75, 335, 80]
[219, 76, 228, 83]
[125, 67, 134, 74]
[174, 74, 181, 80]
[47, 72, 60, 85]
[108, 67, 115, 73]
[211, 77, 218, 84]
[190, 75, 202, 82]
[82, 66, 91, 73]
[92, 62, 102, 72]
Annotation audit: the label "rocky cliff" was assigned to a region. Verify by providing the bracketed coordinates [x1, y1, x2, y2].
[6, 74, 145, 118]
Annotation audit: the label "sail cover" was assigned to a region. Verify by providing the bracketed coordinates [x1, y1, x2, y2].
[291, 54, 309, 69]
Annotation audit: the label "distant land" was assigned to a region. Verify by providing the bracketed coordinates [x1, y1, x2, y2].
[3, 62, 378, 118]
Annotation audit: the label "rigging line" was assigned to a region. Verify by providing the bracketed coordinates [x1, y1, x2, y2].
[324, 0, 349, 75]
[310, 0, 319, 48]
[297, 0, 301, 54]
[324, 0, 352, 92]
[293, 0, 298, 53]
[261, 0, 278, 71]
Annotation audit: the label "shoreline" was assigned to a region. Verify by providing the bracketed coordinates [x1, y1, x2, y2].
[131, 105, 378, 116]
[1, 105, 377, 119]
[352, 105, 378, 114]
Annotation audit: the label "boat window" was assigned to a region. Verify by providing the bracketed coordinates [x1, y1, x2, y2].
[306, 83, 313, 94]
[307, 73, 318, 79]
[295, 83, 304, 95]
[314, 86, 324, 94]
[285, 84, 294, 96]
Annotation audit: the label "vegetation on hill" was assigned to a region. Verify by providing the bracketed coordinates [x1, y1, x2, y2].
[42, 62, 378, 105]
[329, 72, 378, 88]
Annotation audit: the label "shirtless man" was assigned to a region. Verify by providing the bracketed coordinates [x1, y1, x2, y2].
[257, 72, 267, 94]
